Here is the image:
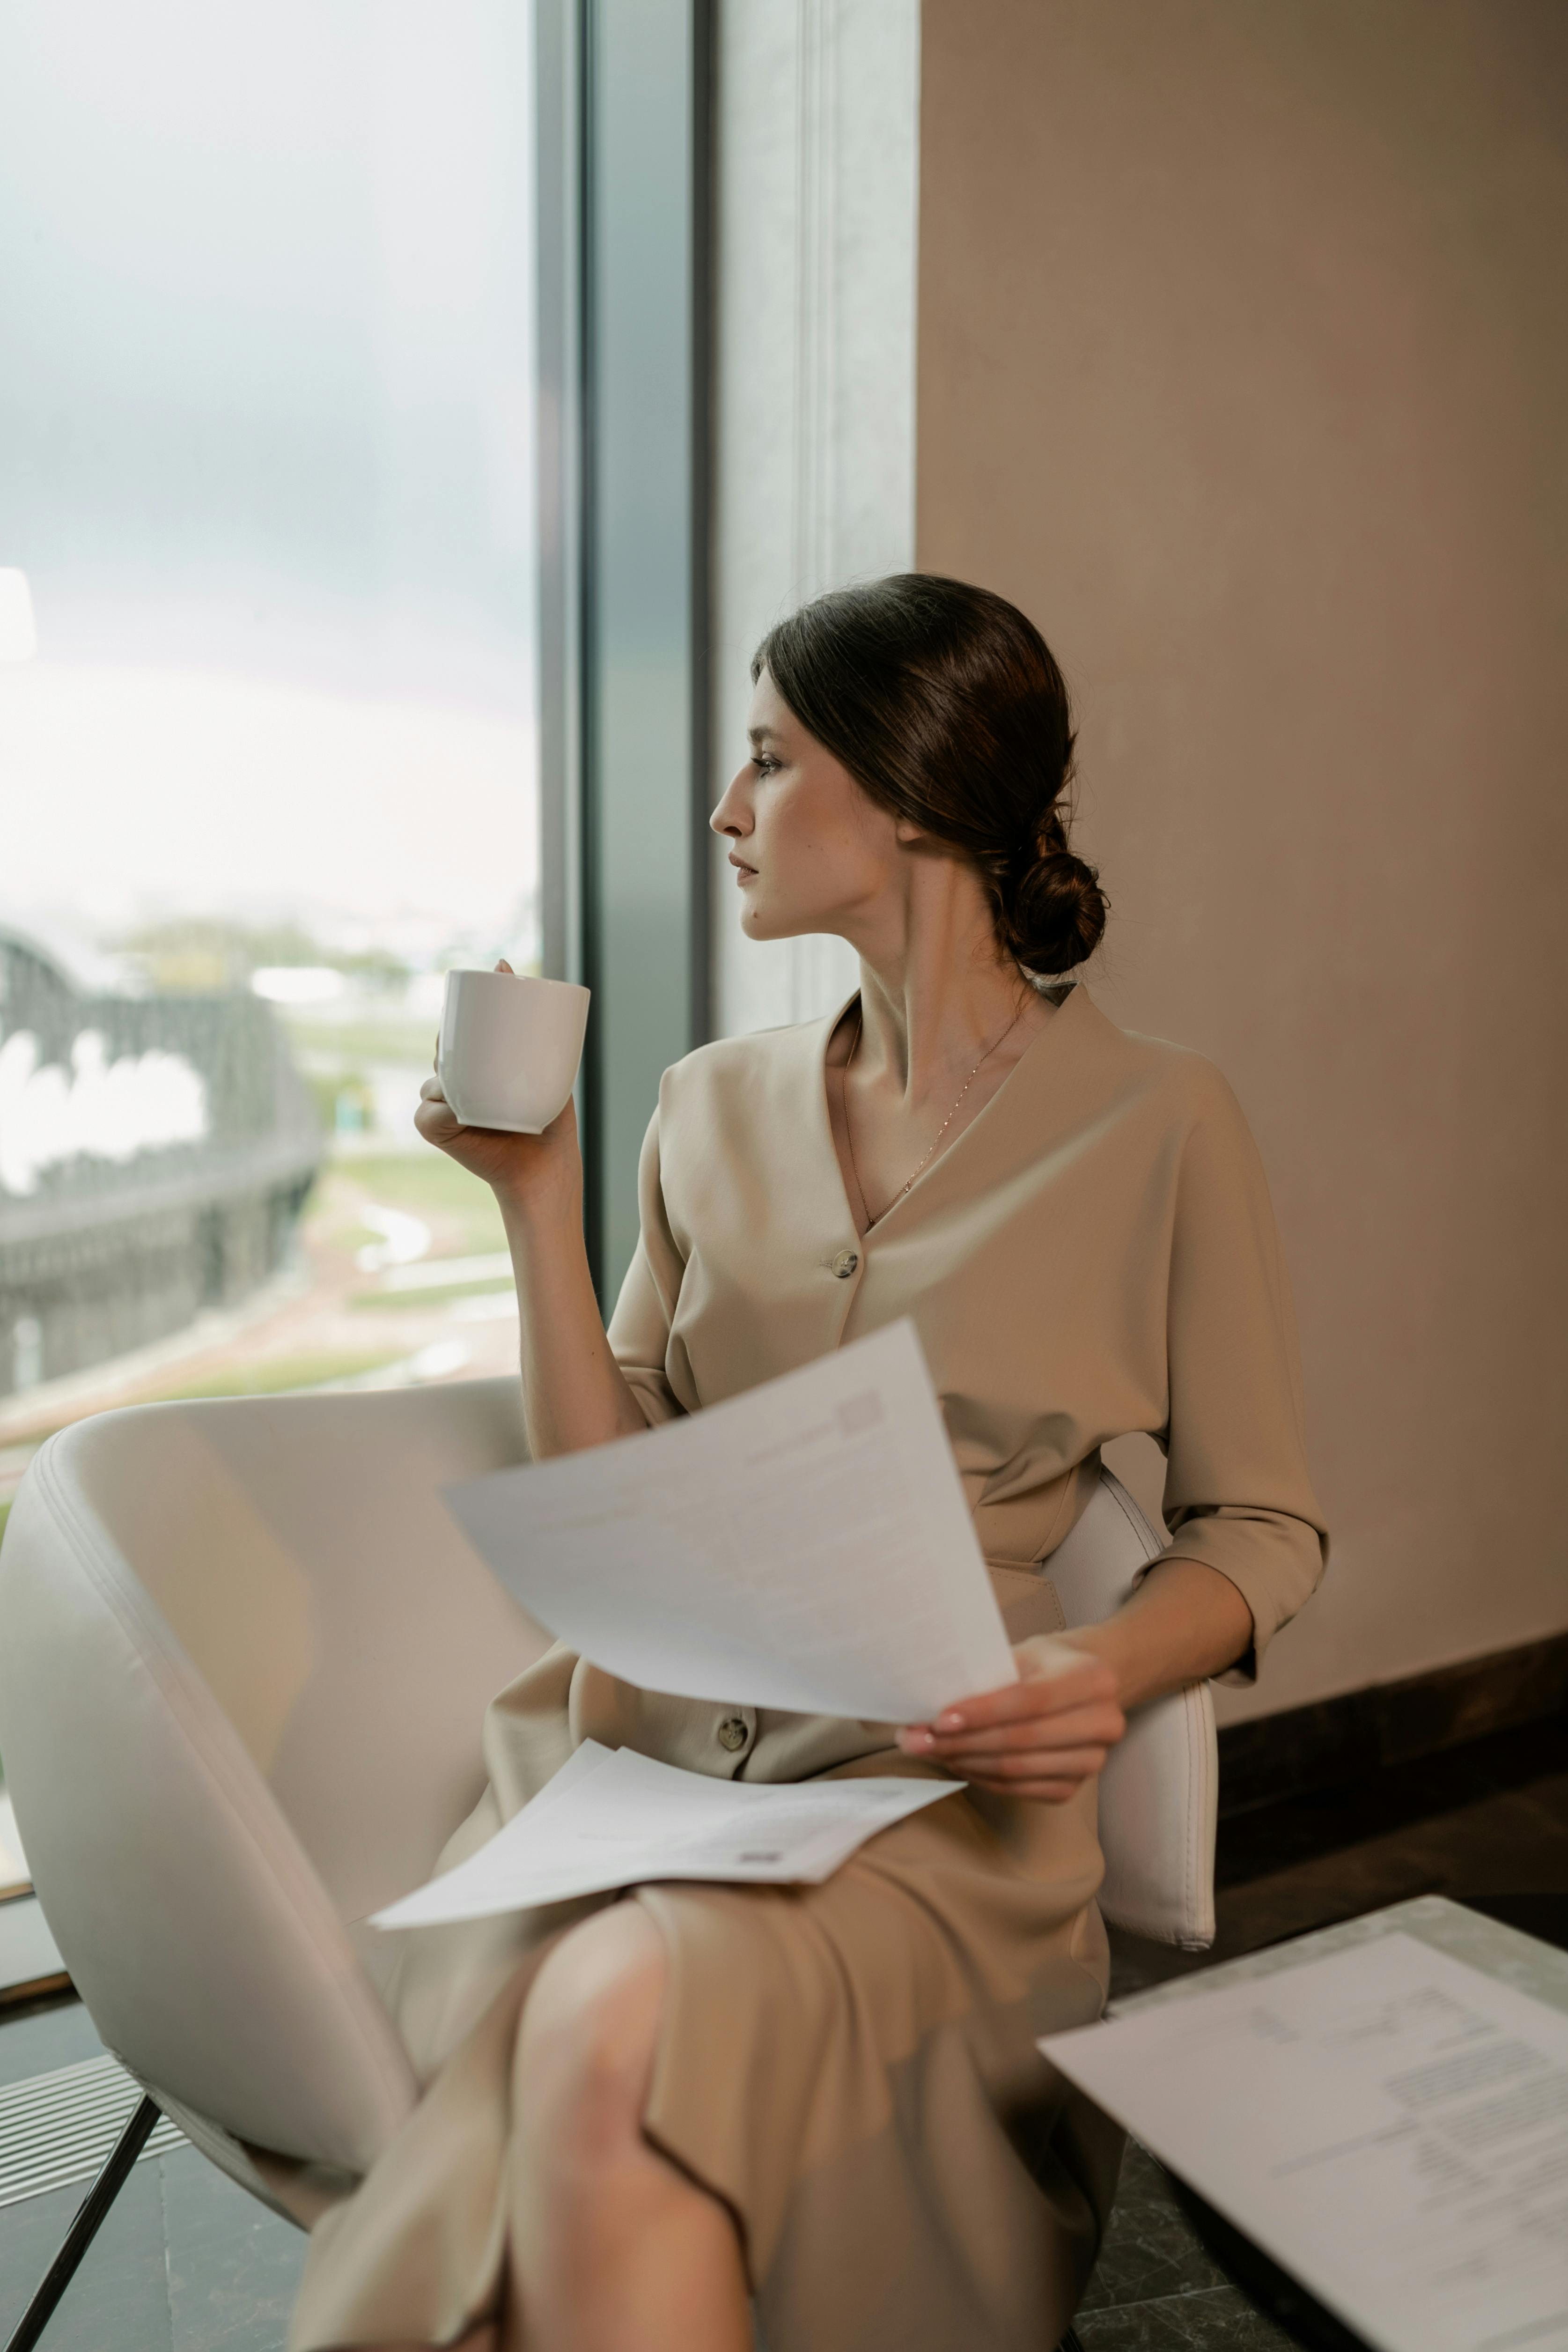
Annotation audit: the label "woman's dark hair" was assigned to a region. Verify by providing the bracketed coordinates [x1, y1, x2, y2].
[753, 574, 1107, 974]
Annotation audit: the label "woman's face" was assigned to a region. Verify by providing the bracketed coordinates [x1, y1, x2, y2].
[710, 668, 915, 942]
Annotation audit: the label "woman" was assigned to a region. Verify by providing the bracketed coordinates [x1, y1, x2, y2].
[288, 575, 1327, 2352]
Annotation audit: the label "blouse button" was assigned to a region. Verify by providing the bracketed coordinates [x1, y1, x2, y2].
[831, 1249, 860, 1280]
[717, 1715, 750, 1753]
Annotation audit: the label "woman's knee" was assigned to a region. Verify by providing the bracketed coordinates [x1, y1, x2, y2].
[517, 1904, 668, 2171]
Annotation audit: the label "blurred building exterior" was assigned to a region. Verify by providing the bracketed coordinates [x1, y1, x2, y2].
[0, 2, 535, 1446]
[0, 920, 321, 1400]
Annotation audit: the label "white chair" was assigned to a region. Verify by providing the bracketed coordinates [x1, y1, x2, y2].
[0, 1384, 1214, 2343]
[1046, 1469, 1219, 1950]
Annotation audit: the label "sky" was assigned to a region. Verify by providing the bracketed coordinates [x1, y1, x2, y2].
[0, 0, 537, 956]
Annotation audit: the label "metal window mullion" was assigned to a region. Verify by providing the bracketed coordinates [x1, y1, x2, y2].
[535, 0, 588, 998]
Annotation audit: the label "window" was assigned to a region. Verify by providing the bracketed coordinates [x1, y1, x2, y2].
[0, 2, 537, 1525]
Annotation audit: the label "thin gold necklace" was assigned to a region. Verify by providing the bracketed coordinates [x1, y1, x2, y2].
[844, 998, 1027, 1223]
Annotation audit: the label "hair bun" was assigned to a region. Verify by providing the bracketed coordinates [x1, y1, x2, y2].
[999, 845, 1108, 976]
[753, 575, 1111, 974]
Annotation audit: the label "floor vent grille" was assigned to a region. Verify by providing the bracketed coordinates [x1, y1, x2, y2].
[0, 2055, 184, 2208]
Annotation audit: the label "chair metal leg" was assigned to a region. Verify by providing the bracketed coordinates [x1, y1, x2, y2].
[3, 2094, 160, 2352]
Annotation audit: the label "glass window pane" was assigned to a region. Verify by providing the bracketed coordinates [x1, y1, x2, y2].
[0, 1, 536, 1525]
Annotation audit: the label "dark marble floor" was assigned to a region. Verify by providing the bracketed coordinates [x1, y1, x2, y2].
[0, 1998, 306, 2350]
[1075, 2142, 1300, 2350]
[0, 1707, 1563, 2351]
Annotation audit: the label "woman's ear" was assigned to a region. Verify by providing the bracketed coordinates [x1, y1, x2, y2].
[894, 816, 927, 845]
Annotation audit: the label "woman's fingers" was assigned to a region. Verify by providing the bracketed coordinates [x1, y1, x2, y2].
[413, 1085, 466, 1150]
[928, 1651, 1118, 1738]
[414, 1087, 458, 1132]
[898, 1666, 1123, 1759]
[940, 1745, 1111, 1783]
[964, 1777, 1086, 1804]
[895, 1636, 1127, 1804]
[902, 1700, 1124, 1760]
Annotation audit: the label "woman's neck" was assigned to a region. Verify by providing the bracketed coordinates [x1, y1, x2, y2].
[842, 875, 1046, 1106]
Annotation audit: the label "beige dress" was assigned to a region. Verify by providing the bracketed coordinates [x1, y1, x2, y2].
[287, 981, 1327, 2352]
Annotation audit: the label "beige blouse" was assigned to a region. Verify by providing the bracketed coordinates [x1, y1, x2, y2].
[603, 980, 1326, 1767]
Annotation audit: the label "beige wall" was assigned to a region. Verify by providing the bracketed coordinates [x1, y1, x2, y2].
[917, 0, 1568, 1723]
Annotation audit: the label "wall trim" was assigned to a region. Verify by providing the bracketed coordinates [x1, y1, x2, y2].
[1217, 1631, 1568, 1818]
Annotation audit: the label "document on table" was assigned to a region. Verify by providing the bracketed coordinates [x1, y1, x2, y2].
[370, 1740, 960, 1928]
[1040, 1931, 1568, 2352]
[444, 1319, 1017, 1723]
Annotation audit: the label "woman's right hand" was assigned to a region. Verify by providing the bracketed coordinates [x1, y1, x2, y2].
[419, 967, 642, 1458]
[414, 1074, 582, 1216]
[415, 961, 582, 1216]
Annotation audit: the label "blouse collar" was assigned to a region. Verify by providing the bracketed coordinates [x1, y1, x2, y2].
[808, 978, 1094, 1240]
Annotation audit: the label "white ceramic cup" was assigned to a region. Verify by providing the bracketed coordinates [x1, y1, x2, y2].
[437, 969, 590, 1134]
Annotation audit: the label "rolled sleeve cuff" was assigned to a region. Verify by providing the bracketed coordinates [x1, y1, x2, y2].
[1158, 1506, 1329, 1684]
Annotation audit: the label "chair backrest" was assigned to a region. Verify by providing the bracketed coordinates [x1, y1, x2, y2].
[1046, 1470, 1218, 1949]
[0, 1379, 550, 2171]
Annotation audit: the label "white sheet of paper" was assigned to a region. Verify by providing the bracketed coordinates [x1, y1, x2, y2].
[1040, 1931, 1568, 2352]
[370, 1741, 959, 1928]
[444, 1320, 1017, 1722]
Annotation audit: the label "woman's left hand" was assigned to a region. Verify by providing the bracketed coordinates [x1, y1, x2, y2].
[895, 1638, 1126, 1803]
